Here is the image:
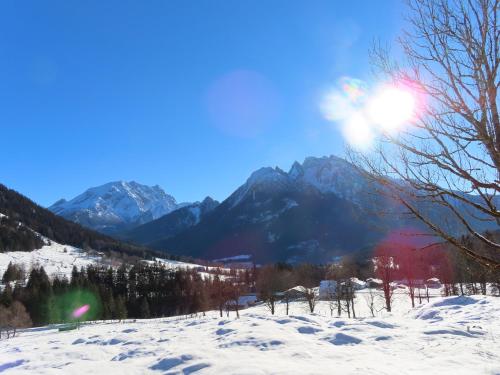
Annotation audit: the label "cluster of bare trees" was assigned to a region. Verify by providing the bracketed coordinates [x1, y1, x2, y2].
[0, 301, 31, 339]
[209, 273, 248, 319]
[373, 240, 499, 313]
[326, 281, 357, 318]
[256, 264, 326, 315]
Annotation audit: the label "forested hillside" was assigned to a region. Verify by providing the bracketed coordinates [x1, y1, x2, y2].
[0, 214, 44, 252]
[0, 184, 156, 258]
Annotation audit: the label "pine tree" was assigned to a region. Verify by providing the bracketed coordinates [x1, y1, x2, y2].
[0, 284, 13, 307]
[101, 292, 115, 320]
[115, 264, 128, 297]
[24, 267, 53, 325]
[114, 295, 127, 321]
[2, 262, 23, 283]
[139, 297, 150, 319]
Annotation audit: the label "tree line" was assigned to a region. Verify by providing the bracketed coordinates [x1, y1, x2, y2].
[1, 241, 498, 336]
[0, 262, 259, 329]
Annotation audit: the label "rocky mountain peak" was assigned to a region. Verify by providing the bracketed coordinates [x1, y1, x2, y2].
[48, 181, 181, 233]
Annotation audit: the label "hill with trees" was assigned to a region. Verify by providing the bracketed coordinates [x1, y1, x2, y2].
[0, 184, 158, 259]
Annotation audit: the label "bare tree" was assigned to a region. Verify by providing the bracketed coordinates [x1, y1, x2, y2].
[226, 284, 243, 319]
[304, 288, 317, 313]
[350, 0, 500, 268]
[374, 253, 396, 312]
[327, 291, 337, 317]
[256, 265, 286, 315]
[399, 247, 419, 307]
[364, 288, 378, 317]
[280, 270, 296, 315]
[283, 290, 293, 315]
[210, 275, 229, 318]
[338, 281, 356, 318]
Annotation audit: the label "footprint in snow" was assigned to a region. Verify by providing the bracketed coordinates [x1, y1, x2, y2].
[0, 359, 26, 372]
[150, 355, 194, 372]
[325, 333, 362, 346]
[290, 315, 319, 325]
[216, 328, 235, 336]
[331, 321, 346, 328]
[112, 349, 156, 361]
[297, 326, 323, 335]
[182, 363, 211, 374]
[423, 329, 479, 337]
[374, 335, 392, 341]
[276, 319, 292, 325]
[122, 328, 137, 333]
[366, 321, 397, 329]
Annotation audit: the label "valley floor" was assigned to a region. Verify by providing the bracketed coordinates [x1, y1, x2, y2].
[1, 293, 499, 375]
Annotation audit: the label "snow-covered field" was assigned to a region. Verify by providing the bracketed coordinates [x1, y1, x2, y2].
[1, 293, 499, 374]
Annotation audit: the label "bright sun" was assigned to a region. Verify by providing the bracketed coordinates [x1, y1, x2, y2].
[367, 86, 416, 132]
[320, 78, 419, 151]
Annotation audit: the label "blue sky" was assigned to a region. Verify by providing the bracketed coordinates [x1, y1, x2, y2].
[1, 0, 405, 206]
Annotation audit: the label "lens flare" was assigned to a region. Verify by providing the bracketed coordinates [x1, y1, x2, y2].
[340, 77, 367, 103]
[72, 304, 90, 319]
[320, 77, 425, 151]
[367, 86, 416, 132]
[320, 77, 368, 122]
[341, 112, 374, 151]
[320, 90, 353, 121]
[205, 69, 280, 138]
[320, 77, 421, 150]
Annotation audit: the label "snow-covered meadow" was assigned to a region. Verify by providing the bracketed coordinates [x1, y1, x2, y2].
[1, 293, 499, 374]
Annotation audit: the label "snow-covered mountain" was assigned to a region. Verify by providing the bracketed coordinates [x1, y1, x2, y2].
[44, 156, 498, 264]
[156, 156, 383, 263]
[120, 196, 219, 246]
[155, 155, 498, 263]
[289, 156, 367, 202]
[228, 155, 367, 208]
[0, 182, 157, 260]
[49, 181, 184, 234]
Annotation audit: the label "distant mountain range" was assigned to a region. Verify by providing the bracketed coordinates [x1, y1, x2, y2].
[49, 181, 185, 234]
[152, 156, 393, 263]
[45, 155, 499, 264]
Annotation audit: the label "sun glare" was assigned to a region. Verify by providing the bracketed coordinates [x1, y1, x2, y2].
[367, 86, 415, 132]
[341, 112, 374, 151]
[321, 78, 420, 150]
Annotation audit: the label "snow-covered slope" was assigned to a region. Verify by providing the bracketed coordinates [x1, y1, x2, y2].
[0, 240, 101, 280]
[49, 181, 183, 233]
[2, 295, 498, 374]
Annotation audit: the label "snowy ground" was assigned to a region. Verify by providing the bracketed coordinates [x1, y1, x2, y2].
[1, 293, 499, 374]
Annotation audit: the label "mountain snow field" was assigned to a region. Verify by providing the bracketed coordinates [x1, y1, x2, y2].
[1, 294, 499, 374]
